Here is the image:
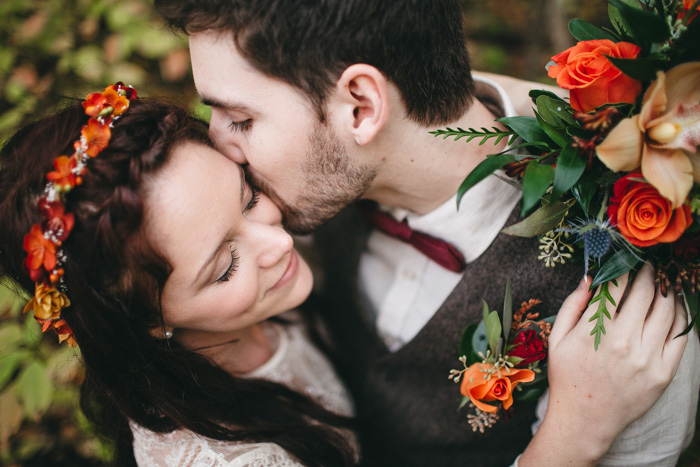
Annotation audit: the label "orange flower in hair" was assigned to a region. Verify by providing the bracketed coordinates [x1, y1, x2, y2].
[24, 225, 57, 275]
[83, 84, 130, 118]
[46, 155, 79, 191]
[82, 118, 112, 157]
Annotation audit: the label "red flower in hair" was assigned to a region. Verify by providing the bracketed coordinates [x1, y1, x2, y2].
[24, 224, 56, 274]
[46, 155, 78, 191]
[81, 119, 111, 157]
[39, 199, 74, 242]
[113, 81, 137, 100]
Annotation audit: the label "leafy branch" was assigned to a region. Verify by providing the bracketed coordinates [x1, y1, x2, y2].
[587, 280, 617, 350]
[430, 127, 514, 146]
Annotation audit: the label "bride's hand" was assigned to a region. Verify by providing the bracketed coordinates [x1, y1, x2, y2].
[519, 262, 688, 466]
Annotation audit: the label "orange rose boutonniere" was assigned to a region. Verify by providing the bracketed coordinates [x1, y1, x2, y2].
[450, 283, 550, 432]
[547, 39, 642, 113]
[460, 363, 534, 414]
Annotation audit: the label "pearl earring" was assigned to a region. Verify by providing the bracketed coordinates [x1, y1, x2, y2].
[164, 329, 173, 339]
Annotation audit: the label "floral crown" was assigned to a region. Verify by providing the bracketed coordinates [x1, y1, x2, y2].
[21, 83, 138, 347]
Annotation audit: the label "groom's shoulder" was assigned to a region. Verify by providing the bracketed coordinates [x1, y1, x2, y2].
[473, 71, 567, 118]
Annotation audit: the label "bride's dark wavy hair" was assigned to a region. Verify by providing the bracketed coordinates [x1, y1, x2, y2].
[0, 99, 354, 466]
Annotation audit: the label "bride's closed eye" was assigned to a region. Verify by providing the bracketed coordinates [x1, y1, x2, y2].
[244, 186, 260, 213]
[217, 243, 239, 283]
[228, 119, 252, 133]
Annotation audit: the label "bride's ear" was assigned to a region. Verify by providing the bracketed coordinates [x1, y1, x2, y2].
[330, 64, 389, 146]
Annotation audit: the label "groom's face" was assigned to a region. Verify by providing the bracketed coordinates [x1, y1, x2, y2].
[189, 31, 376, 234]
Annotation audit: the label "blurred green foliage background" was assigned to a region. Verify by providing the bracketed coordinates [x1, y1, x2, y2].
[0, 0, 697, 465]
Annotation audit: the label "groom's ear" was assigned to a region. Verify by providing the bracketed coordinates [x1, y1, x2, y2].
[331, 64, 389, 146]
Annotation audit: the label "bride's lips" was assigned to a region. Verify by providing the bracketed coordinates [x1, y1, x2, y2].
[271, 249, 298, 291]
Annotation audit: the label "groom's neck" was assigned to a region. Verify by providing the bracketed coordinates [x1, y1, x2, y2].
[361, 98, 506, 216]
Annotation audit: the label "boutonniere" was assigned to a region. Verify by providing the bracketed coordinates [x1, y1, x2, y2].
[434, 0, 700, 349]
[449, 281, 553, 432]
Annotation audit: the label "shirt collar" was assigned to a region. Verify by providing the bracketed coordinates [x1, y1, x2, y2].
[383, 75, 522, 263]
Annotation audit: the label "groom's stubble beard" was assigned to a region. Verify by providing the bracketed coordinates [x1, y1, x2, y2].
[252, 122, 377, 235]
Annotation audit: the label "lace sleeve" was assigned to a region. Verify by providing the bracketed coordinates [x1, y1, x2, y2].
[131, 422, 306, 467]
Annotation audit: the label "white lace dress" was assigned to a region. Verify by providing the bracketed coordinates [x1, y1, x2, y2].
[130, 321, 358, 466]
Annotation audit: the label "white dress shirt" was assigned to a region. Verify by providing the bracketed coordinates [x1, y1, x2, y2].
[359, 76, 521, 351]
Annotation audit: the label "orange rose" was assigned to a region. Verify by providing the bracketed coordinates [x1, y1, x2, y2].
[460, 362, 535, 413]
[547, 39, 642, 113]
[608, 172, 693, 247]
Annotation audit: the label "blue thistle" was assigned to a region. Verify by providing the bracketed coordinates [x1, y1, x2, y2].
[559, 218, 639, 276]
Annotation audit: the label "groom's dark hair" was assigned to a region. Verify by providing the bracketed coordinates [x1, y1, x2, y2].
[155, 0, 475, 126]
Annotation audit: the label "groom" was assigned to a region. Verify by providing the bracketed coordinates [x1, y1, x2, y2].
[155, 1, 699, 465]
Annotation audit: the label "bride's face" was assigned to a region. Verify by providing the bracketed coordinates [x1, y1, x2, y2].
[143, 141, 313, 340]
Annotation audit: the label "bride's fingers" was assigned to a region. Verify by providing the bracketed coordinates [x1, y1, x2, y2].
[549, 276, 594, 347]
[577, 271, 630, 336]
[611, 263, 655, 336]
[641, 287, 677, 349]
[661, 299, 689, 368]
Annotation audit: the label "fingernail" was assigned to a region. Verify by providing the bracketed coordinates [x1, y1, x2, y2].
[577, 276, 590, 291]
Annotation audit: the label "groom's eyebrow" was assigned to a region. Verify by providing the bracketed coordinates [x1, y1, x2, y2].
[200, 96, 252, 113]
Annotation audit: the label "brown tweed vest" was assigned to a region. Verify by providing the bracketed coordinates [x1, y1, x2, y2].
[314, 202, 582, 466]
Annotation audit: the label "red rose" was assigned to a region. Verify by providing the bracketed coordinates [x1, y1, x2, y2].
[508, 329, 546, 365]
[547, 39, 642, 113]
[608, 172, 693, 247]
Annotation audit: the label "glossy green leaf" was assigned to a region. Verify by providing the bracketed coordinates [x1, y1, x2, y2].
[459, 323, 481, 366]
[16, 361, 53, 417]
[528, 89, 567, 104]
[471, 320, 489, 359]
[609, 0, 670, 47]
[485, 310, 502, 357]
[569, 18, 618, 41]
[457, 154, 518, 206]
[501, 200, 572, 237]
[502, 280, 513, 343]
[536, 113, 570, 149]
[670, 18, 700, 63]
[606, 56, 668, 82]
[591, 248, 641, 289]
[521, 161, 554, 215]
[498, 116, 551, 145]
[536, 95, 577, 128]
[552, 145, 587, 198]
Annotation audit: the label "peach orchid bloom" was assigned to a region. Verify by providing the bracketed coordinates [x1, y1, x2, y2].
[596, 62, 700, 208]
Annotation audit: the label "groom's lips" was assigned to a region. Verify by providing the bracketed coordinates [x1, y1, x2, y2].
[271, 249, 298, 291]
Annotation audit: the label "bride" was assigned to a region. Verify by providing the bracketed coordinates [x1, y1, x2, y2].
[0, 85, 356, 466]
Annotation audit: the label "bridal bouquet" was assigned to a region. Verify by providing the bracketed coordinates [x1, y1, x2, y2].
[436, 0, 700, 350]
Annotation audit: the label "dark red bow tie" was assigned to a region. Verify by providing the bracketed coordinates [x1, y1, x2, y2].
[361, 203, 466, 273]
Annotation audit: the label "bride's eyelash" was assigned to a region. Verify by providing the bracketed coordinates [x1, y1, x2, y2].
[217, 245, 240, 283]
[244, 186, 260, 213]
[228, 119, 252, 133]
